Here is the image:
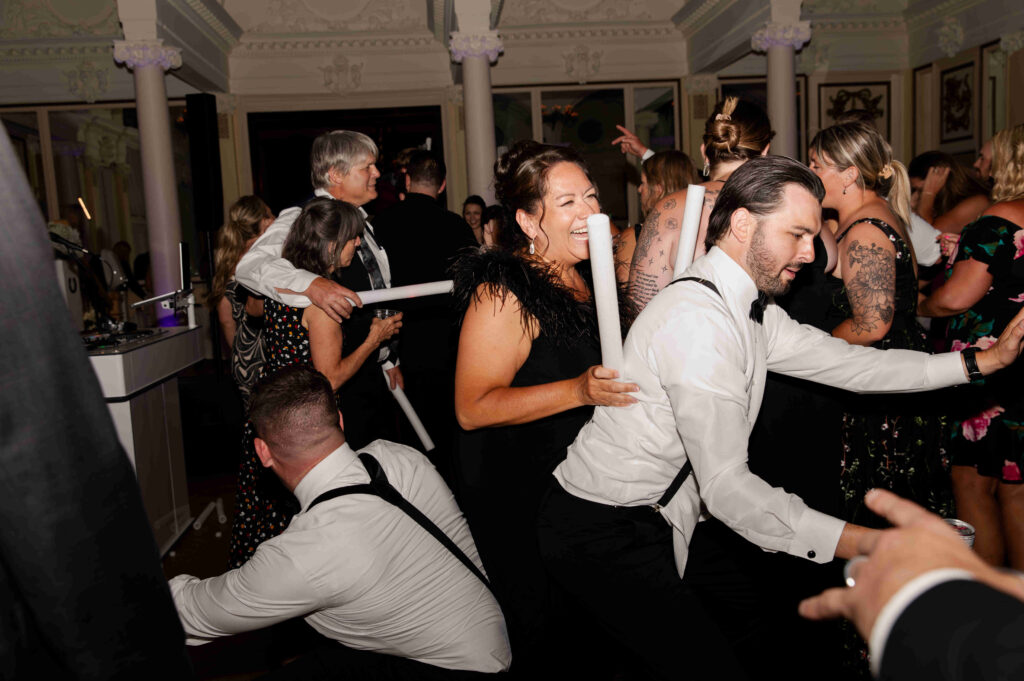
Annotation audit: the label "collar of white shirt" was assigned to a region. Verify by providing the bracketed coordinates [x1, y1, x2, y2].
[291, 443, 363, 511]
[694, 246, 760, 321]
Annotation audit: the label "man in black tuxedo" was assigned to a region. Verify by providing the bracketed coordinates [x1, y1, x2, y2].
[373, 150, 477, 477]
[237, 130, 402, 449]
[800, 488, 1024, 681]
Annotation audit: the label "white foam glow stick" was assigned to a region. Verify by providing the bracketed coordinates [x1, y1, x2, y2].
[193, 501, 216, 531]
[587, 214, 624, 375]
[349, 280, 453, 306]
[672, 184, 706, 276]
[381, 360, 435, 452]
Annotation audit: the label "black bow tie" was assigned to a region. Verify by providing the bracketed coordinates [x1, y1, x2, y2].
[749, 291, 770, 324]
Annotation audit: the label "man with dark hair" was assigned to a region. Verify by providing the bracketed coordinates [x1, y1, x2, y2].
[169, 365, 510, 679]
[373, 150, 476, 475]
[538, 155, 1024, 680]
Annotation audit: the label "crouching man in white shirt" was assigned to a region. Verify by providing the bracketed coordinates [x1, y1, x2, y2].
[538, 155, 1024, 681]
[169, 365, 510, 679]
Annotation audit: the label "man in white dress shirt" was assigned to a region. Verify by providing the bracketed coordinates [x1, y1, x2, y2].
[537, 156, 1024, 680]
[170, 365, 510, 678]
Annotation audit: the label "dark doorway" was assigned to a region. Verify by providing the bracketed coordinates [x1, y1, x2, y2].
[247, 106, 444, 217]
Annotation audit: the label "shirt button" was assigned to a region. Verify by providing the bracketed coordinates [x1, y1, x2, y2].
[807, 550, 816, 559]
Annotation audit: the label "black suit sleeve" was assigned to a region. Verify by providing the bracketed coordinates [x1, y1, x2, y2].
[880, 579, 1024, 681]
[0, 127, 192, 679]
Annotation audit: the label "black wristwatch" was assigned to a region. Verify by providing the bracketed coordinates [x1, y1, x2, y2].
[961, 346, 984, 383]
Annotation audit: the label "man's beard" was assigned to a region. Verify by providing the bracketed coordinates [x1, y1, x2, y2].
[746, 225, 799, 296]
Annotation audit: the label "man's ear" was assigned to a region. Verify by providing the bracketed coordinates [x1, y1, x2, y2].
[404, 173, 411, 192]
[729, 207, 754, 242]
[438, 178, 447, 195]
[254, 437, 275, 469]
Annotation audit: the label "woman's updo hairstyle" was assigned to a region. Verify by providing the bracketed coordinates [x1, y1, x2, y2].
[702, 96, 774, 172]
[493, 140, 595, 254]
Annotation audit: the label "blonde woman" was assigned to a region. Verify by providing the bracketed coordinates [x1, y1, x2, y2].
[209, 195, 275, 404]
[919, 124, 1024, 568]
[808, 121, 952, 525]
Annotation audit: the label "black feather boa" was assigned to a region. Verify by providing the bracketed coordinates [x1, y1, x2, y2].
[449, 247, 631, 347]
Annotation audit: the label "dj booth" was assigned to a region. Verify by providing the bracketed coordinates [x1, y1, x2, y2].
[87, 326, 202, 555]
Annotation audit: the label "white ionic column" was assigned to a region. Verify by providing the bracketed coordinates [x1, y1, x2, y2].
[113, 39, 183, 320]
[450, 31, 502, 205]
[752, 20, 810, 159]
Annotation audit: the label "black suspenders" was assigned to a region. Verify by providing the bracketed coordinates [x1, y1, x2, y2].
[306, 453, 491, 591]
[652, 276, 723, 510]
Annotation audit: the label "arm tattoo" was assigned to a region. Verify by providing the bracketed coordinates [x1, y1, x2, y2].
[634, 208, 661, 262]
[627, 271, 663, 318]
[845, 239, 895, 334]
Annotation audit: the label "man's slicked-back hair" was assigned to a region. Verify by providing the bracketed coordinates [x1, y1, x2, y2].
[704, 156, 825, 251]
[310, 130, 378, 190]
[248, 365, 341, 451]
[405, 150, 446, 190]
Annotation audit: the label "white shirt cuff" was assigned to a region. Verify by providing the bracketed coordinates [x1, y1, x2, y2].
[791, 505, 846, 563]
[868, 568, 975, 677]
[641, 148, 655, 162]
[927, 352, 969, 388]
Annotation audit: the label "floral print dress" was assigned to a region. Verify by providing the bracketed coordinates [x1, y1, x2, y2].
[228, 300, 310, 568]
[828, 218, 953, 525]
[946, 215, 1024, 482]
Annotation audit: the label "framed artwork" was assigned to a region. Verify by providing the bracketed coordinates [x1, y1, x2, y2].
[718, 75, 807, 161]
[980, 39, 1007, 141]
[912, 64, 934, 154]
[939, 62, 974, 144]
[817, 82, 890, 141]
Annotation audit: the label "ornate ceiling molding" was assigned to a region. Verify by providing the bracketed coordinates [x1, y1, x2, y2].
[904, 0, 979, 28]
[0, 0, 121, 39]
[234, 34, 437, 54]
[501, 24, 677, 43]
[811, 18, 905, 32]
[562, 44, 602, 84]
[63, 60, 110, 103]
[802, 0, 893, 15]
[174, 0, 242, 49]
[751, 21, 811, 51]
[673, 0, 729, 35]
[0, 41, 112, 65]
[250, 0, 420, 34]
[936, 15, 964, 57]
[500, 0, 652, 25]
[319, 55, 364, 93]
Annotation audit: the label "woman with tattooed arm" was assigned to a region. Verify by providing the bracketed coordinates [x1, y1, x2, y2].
[809, 121, 953, 527]
[619, 97, 773, 317]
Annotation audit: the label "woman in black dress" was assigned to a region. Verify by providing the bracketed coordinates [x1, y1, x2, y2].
[209, 195, 274, 405]
[452, 141, 637, 673]
[229, 198, 402, 567]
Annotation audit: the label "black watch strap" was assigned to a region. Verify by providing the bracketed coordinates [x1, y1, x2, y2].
[962, 347, 984, 382]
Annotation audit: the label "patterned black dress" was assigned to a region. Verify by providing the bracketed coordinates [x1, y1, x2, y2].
[946, 215, 1024, 481]
[227, 299, 309, 568]
[826, 218, 953, 525]
[224, 280, 266, 406]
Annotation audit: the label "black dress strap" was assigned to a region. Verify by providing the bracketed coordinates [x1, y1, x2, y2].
[306, 453, 492, 591]
[837, 217, 899, 243]
[652, 276, 725, 508]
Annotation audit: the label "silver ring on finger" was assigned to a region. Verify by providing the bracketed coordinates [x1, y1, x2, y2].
[843, 555, 868, 588]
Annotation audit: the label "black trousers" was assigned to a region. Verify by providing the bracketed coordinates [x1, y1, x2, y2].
[261, 642, 494, 681]
[536, 481, 748, 681]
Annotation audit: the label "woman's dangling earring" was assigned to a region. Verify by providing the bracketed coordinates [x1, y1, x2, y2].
[842, 185, 847, 195]
[528, 239, 535, 255]
[702, 160, 710, 177]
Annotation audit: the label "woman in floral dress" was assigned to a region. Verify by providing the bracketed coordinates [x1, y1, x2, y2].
[919, 124, 1024, 569]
